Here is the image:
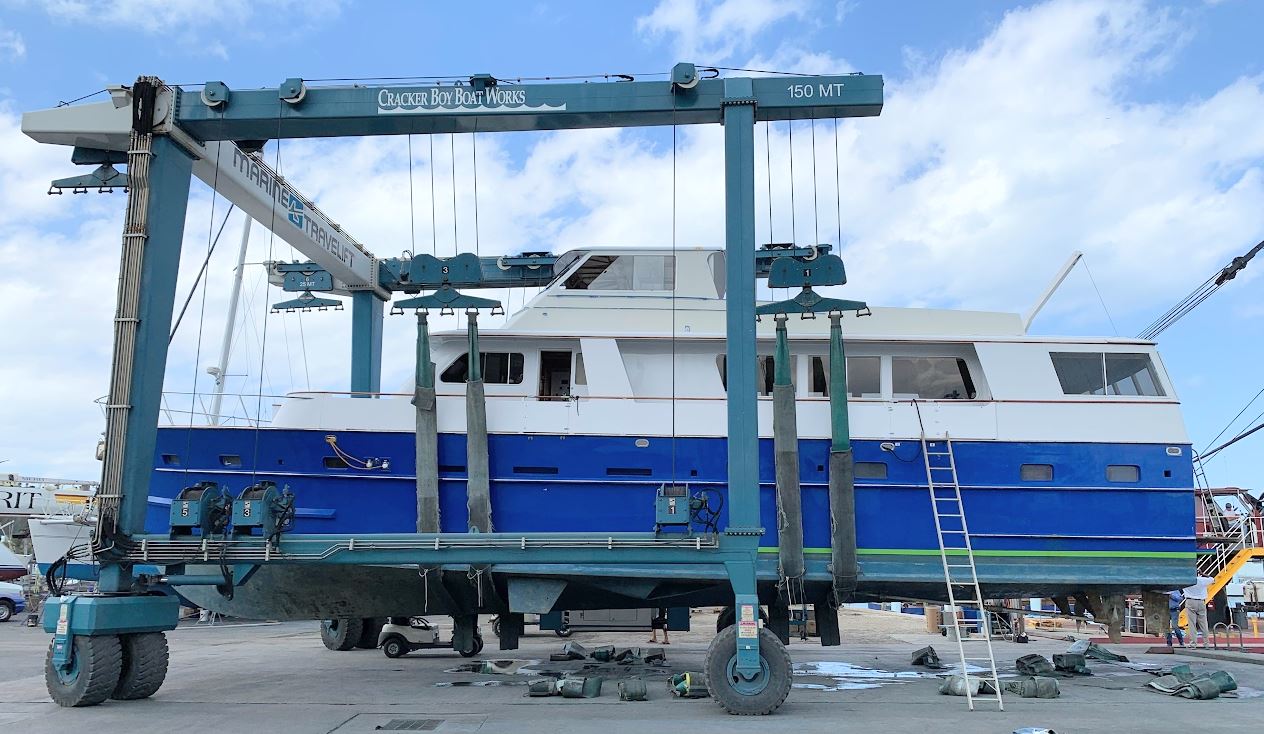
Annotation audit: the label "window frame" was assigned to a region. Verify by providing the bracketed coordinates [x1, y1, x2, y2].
[1050, 351, 1167, 398]
[440, 351, 526, 385]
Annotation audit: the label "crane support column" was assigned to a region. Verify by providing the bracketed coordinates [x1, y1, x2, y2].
[414, 312, 440, 532]
[350, 291, 384, 396]
[720, 77, 763, 676]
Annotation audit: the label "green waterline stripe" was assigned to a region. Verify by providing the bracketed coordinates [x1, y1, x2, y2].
[758, 547, 1195, 559]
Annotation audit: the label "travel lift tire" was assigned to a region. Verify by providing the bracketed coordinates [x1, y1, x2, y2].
[45, 634, 123, 708]
[716, 605, 769, 633]
[111, 632, 170, 700]
[704, 625, 792, 716]
[457, 633, 485, 657]
[356, 618, 386, 650]
[321, 618, 365, 651]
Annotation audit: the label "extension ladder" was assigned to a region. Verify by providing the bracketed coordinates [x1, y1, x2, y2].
[921, 432, 1004, 711]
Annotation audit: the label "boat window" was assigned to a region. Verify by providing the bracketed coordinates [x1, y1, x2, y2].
[717, 355, 794, 396]
[1106, 465, 1140, 483]
[709, 252, 726, 298]
[1020, 464, 1054, 481]
[219, 454, 242, 467]
[574, 352, 587, 386]
[1051, 352, 1165, 396]
[323, 456, 349, 469]
[809, 356, 881, 398]
[539, 350, 572, 399]
[563, 255, 675, 291]
[440, 352, 525, 384]
[855, 462, 888, 479]
[892, 357, 976, 399]
[160, 454, 181, 467]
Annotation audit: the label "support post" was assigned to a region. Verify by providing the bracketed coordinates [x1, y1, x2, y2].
[414, 312, 440, 532]
[722, 79, 762, 674]
[828, 313, 858, 605]
[95, 115, 194, 582]
[465, 311, 492, 533]
[208, 215, 252, 425]
[350, 290, 383, 396]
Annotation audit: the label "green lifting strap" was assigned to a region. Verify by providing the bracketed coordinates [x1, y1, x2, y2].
[414, 312, 440, 533]
[465, 311, 492, 533]
[772, 316, 804, 581]
[828, 312, 858, 603]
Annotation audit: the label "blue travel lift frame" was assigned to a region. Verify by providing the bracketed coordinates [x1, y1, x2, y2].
[38, 64, 883, 712]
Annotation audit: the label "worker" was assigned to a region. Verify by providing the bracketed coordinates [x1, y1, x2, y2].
[1165, 589, 1186, 647]
[1007, 598, 1029, 643]
[649, 607, 670, 645]
[1183, 575, 1213, 647]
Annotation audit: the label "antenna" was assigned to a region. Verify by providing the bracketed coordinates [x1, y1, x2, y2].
[1023, 250, 1083, 333]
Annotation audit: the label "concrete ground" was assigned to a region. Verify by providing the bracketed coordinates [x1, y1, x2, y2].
[1, 608, 1259, 733]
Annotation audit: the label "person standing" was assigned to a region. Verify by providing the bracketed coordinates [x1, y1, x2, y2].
[1165, 589, 1186, 647]
[649, 607, 670, 645]
[1183, 575, 1213, 647]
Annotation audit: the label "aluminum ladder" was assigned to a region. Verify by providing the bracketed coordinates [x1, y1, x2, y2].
[921, 432, 1004, 711]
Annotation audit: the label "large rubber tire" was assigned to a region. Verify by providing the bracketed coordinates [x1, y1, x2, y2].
[111, 632, 169, 700]
[320, 618, 364, 651]
[0, 599, 14, 622]
[356, 618, 385, 650]
[704, 625, 792, 716]
[45, 635, 123, 708]
[382, 635, 408, 659]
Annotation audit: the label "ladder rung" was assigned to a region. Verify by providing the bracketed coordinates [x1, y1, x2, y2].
[929, 465, 955, 470]
[945, 563, 974, 568]
[926, 451, 952, 456]
[938, 513, 963, 518]
[939, 529, 967, 533]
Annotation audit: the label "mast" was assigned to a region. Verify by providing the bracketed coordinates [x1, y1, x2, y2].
[207, 215, 252, 425]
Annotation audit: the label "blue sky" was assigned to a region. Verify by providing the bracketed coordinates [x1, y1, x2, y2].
[0, 0, 1262, 490]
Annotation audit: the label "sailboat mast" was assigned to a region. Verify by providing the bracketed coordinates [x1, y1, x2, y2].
[207, 215, 252, 425]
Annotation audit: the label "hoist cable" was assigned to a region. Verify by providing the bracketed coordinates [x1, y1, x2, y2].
[429, 135, 438, 256]
[670, 106, 679, 485]
[1201, 385, 1264, 456]
[810, 117, 820, 247]
[472, 130, 481, 256]
[248, 101, 285, 483]
[787, 120, 797, 247]
[1201, 420, 1264, 463]
[170, 203, 235, 341]
[833, 118, 842, 250]
[407, 135, 417, 254]
[450, 133, 459, 256]
[1138, 239, 1263, 340]
[1081, 257, 1118, 336]
[765, 122, 774, 245]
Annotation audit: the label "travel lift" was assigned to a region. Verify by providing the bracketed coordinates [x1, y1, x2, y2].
[23, 64, 883, 713]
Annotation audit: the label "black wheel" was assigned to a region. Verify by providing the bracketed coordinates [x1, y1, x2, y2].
[356, 618, 385, 650]
[382, 635, 408, 659]
[45, 635, 123, 708]
[458, 633, 484, 657]
[320, 618, 364, 651]
[491, 617, 502, 638]
[704, 625, 792, 716]
[111, 632, 169, 700]
[0, 599, 14, 623]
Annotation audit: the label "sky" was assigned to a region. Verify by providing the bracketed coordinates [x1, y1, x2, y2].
[0, 0, 1261, 490]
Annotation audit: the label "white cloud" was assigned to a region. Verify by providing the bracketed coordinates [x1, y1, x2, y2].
[5, 0, 1264, 478]
[0, 26, 24, 61]
[637, 0, 811, 62]
[35, 0, 345, 58]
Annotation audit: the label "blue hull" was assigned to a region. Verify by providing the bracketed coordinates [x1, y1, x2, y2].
[148, 427, 1196, 592]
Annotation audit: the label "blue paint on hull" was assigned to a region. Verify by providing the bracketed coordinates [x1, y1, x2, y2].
[148, 427, 1195, 565]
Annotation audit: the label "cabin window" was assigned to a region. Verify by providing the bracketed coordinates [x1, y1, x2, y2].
[1050, 352, 1165, 396]
[563, 254, 675, 291]
[892, 357, 976, 399]
[219, 454, 242, 467]
[1106, 465, 1140, 483]
[538, 350, 572, 399]
[855, 461, 888, 479]
[1020, 464, 1054, 481]
[709, 252, 727, 298]
[160, 454, 181, 467]
[574, 352, 587, 386]
[441, 352, 525, 384]
[323, 456, 349, 469]
[809, 356, 881, 398]
[717, 355, 793, 396]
